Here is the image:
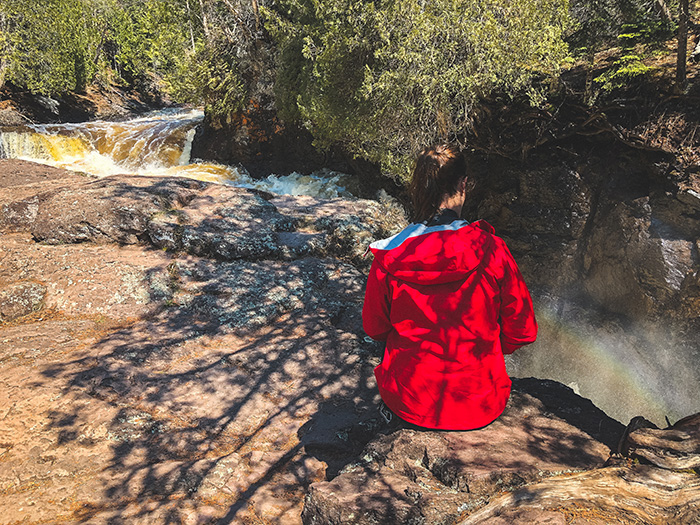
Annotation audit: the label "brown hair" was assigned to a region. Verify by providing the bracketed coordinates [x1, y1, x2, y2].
[408, 144, 467, 223]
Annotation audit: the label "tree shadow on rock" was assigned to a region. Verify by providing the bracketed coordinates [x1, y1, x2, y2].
[34, 255, 381, 523]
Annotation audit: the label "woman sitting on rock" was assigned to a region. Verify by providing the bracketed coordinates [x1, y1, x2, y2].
[363, 144, 538, 430]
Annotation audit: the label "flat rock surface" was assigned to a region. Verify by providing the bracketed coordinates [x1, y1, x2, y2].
[0, 161, 396, 523]
[0, 230, 382, 524]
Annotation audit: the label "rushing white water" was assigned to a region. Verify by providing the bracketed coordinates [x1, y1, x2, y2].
[0, 108, 354, 198]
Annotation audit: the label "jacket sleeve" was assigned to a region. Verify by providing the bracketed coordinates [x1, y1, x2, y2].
[498, 242, 538, 354]
[362, 257, 392, 342]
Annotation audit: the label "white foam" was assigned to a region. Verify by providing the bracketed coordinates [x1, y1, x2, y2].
[0, 109, 354, 198]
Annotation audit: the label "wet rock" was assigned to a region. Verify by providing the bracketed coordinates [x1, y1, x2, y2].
[0, 281, 46, 322]
[191, 102, 344, 178]
[0, 84, 160, 123]
[583, 196, 698, 320]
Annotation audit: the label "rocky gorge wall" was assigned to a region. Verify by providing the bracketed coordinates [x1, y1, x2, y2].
[461, 139, 700, 426]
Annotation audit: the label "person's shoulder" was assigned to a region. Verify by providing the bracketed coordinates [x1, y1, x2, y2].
[463, 219, 503, 247]
[462, 220, 515, 264]
[470, 219, 495, 235]
[468, 220, 507, 247]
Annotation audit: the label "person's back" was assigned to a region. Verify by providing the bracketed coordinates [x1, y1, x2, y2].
[362, 144, 537, 430]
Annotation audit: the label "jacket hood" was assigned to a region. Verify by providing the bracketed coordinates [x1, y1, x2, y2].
[369, 219, 496, 285]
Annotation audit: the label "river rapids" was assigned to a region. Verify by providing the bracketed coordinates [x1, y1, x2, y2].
[0, 108, 354, 198]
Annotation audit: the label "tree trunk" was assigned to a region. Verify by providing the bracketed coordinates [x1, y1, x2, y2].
[676, 0, 689, 93]
[655, 0, 674, 22]
[197, 0, 212, 42]
[251, 0, 260, 31]
[185, 0, 197, 53]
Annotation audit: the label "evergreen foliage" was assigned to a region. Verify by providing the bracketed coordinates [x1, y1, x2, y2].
[107, 0, 198, 90]
[0, 0, 105, 94]
[567, 0, 680, 99]
[0, 0, 201, 95]
[568, 0, 676, 53]
[266, 0, 571, 180]
[167, 0, 267, 122]
[593, 21, 666, 93]
[0, 0, 692, 180]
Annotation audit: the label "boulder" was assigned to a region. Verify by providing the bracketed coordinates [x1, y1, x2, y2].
[0, 107, 25, 126]
[0, 159, 89, 232]
[0, 163, 406, 267]
[29, 175, 205, 245]
[461, 413, 700, 524]
[303, 383, 700, 525]
[623, 413, 700, 470]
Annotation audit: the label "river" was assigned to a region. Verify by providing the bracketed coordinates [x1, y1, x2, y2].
[0, 108, 354, 198]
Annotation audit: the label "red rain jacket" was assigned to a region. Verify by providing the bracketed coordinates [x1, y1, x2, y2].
[363, 218, 537, 430]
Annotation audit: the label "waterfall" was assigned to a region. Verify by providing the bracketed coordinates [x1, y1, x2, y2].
[0, 129, 90, 163]
[0, 108, 353, 198]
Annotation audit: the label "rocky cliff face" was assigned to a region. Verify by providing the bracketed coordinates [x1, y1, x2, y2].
[458, 137, 700, 426]
[468, 142, 700, 325]
[0, 84, 162, 125]
[1, 159, 698, 524]
[190, 105, 341, 178]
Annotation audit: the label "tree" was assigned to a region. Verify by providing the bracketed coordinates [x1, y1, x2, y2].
[0, 0, 105, 94]
[0, 0, 206, 97]
[676, 0, 689, 91]
[166, 0, 270, 119]
[104, 0, 203, 91]
[266, 0, 571, 180]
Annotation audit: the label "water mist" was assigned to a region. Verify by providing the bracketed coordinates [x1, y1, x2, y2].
[507, 292, 700, 427]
